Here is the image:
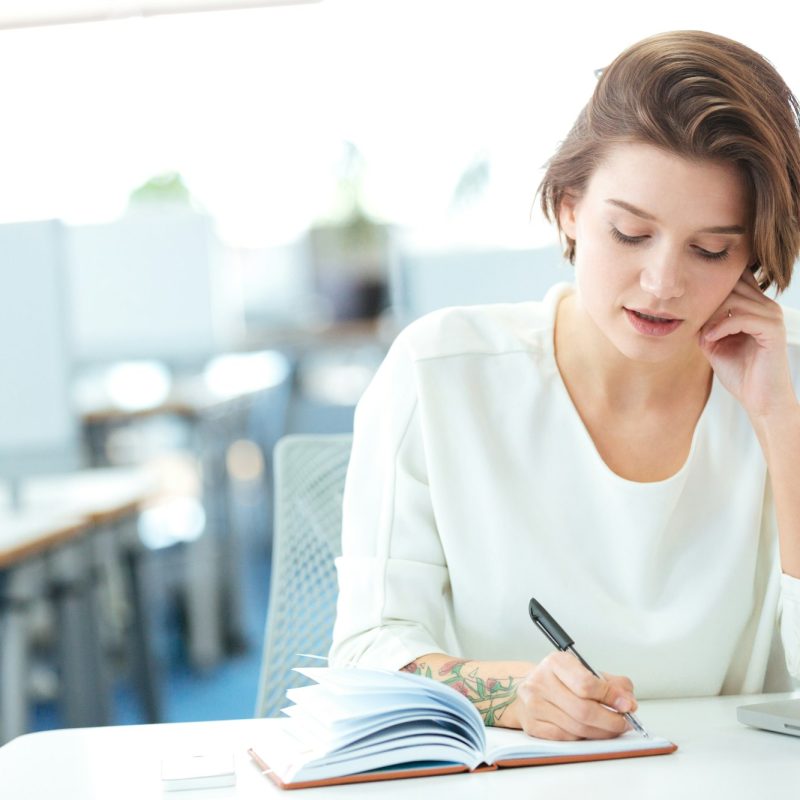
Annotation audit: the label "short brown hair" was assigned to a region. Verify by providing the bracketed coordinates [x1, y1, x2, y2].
[536, 30, 800, 293]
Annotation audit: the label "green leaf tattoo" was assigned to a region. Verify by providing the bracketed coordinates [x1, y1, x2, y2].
[401, 659, 520, 726]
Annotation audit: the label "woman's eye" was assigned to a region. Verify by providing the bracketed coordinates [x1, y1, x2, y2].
[608, 226, 730, 262]
[609, 226, 644, 246]
[695, 247, 730, 262]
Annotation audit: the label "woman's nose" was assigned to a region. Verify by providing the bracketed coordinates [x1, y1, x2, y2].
[639, 253, 685, 299]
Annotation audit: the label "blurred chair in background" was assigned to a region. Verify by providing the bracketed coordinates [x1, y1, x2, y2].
[255, 434, 351, 718]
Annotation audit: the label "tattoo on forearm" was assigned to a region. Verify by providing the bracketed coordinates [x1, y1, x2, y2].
[401, 659, 520, 726]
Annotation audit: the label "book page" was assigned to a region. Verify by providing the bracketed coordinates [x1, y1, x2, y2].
[256, 718, 483, 784]
[293, 667, 486, 748]
[256, 668, 491, 784]
[484, 726, 675, 763]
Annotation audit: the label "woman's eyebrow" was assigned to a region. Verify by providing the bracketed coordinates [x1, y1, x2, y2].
[604, 198, 746, 234]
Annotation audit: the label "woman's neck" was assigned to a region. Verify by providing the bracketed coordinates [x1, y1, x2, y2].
[554, 291, 713, 415]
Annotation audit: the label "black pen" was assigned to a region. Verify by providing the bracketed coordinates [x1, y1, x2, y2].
[528, 597, 649, 737]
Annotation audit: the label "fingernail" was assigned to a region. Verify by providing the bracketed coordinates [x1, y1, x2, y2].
[613, 697, 631, 713]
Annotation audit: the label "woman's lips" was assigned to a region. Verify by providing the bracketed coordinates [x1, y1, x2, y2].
[624, 307, 683, 336]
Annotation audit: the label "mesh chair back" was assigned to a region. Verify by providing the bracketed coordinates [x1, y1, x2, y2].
[255, 434, 352, 717]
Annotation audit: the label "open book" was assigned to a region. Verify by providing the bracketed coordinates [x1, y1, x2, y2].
[248, 666, 677, 790]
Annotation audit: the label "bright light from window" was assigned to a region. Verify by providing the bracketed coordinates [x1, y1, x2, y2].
[105, 360, 172, 410]
[138, 495, 206, 548]
[203, 350, 291, 397]
[0, 1, 796, 248]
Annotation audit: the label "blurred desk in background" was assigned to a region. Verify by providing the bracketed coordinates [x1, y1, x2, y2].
[0, 511, 87, 570]
[239, 316, 386, 352]
[0, 467, 161, 744]
[75, 352, 294, 671]
[241, 318, 389, 436]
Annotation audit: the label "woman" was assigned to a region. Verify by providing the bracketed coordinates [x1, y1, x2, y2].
[329, 30, 800, 741]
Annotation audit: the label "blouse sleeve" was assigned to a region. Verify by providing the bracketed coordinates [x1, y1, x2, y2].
[779, 312, 800, 681]
[780, 572, 800, 679]
[328, 329, 450, 670]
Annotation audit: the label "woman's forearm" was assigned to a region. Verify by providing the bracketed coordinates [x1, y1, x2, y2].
[401, 653, 534, 728]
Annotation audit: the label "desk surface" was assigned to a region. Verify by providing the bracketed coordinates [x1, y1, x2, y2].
[0, 466, 158, 520]
[1, 691, 797, 799]
[0, 468, 158, 568]
[0, 510, 88, 568]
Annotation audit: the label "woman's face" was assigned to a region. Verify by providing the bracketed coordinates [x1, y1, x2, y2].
[558, 141, 753, 364]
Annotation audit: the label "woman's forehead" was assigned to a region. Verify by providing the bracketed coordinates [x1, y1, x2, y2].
[585, 143, 750, 225]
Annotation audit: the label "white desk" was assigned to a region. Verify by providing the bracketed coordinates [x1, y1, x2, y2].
[0, 511, 87, 569]
[0, 691, 797, 799]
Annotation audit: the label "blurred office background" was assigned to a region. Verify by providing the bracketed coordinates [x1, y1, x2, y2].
[1, 0, 799, 740]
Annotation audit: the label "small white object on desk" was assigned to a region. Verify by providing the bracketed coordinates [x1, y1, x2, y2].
[161, 754, 236, 792]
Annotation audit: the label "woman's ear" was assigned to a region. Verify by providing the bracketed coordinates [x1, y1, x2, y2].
[558, 192, 579, 239]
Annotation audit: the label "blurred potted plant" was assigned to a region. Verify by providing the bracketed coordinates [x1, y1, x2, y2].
[309, 141, 389, 321]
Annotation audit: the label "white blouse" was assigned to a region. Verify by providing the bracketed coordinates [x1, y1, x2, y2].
[329, 281, 800, 698]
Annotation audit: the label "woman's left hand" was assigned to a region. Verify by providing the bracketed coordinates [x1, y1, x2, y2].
[699, 267, 797, 420]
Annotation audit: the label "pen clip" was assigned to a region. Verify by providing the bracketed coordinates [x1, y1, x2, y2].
[533, 618, 564, 650]
[529, 597, 575, 651]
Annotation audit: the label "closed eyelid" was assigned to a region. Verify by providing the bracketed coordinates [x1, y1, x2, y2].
[609, 225, 730, 260]
[611, 224, 729, 249]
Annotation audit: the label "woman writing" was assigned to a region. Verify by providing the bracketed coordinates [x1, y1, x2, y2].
[329, 29, 800, 741]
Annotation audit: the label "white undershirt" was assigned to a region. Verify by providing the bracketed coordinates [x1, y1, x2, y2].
[330, 282, 800, 697]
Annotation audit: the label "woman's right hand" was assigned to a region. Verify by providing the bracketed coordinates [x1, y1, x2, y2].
[502, 652, 639, 740]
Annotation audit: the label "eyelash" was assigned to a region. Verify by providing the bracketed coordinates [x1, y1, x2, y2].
[609, 226, 730, 262]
